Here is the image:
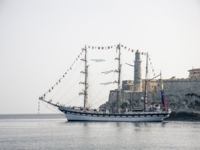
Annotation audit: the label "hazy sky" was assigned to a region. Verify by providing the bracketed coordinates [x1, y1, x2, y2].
[0, 0, 200, 114]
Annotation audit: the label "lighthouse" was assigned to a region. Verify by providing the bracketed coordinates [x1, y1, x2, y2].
[134, 50, 142, 92]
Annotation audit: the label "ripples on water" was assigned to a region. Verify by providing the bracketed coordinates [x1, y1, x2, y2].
[0, 114, 200, 150]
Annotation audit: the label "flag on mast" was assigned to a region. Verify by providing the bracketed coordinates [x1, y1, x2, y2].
[160, 71, 167, 107]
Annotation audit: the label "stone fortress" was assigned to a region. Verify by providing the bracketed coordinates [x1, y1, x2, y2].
[101, 50, 200, 119]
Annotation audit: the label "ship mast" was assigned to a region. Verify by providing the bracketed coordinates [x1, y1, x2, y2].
[81, 46, 88, 108]
[116, 44, 121, 113]
[143, 52, 148, 111]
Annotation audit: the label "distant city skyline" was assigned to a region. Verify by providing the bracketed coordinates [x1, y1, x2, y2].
[0, 0, 200, 114]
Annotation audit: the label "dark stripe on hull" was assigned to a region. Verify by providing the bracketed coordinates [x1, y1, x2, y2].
[67, 119, 163, 122]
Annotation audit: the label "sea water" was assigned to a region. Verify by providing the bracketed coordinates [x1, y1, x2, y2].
[0, 114, 200, 150]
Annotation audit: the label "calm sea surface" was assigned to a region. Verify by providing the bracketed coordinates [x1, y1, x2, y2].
[0, 114, 200, 150]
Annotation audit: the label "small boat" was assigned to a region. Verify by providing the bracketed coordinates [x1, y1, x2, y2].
[39, 44, 171, 122]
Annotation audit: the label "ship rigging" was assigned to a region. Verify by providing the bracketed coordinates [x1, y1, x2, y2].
[39, 43, 171, 122]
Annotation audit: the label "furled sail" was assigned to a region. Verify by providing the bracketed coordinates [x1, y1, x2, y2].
[91, 59, 105, 62]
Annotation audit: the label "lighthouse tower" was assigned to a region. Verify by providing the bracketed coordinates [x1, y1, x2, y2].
[134, 50, 142, 92]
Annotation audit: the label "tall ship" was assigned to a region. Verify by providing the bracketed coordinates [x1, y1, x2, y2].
[39, 44, 171, 122]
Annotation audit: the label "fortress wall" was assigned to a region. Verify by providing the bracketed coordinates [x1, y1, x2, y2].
[163, 80, 200, 97]
[108, 79, 200, 110]
[109, 90, 159, 108]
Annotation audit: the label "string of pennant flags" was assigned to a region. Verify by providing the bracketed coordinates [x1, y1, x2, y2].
[148, 55, 156, 77]
[140, 52, 156, 77]
[87, 44, 135, 52]
[41, 44, 157, 98]
[41, 49, 85, 98]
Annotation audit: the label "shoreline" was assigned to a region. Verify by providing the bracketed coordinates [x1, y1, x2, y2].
[1, 112, 200, 121]
[165, 111, 200, 121]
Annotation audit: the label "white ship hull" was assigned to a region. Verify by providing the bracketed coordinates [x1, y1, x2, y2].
[65, 113, 169, 122]
[59, 107, 170, 122]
